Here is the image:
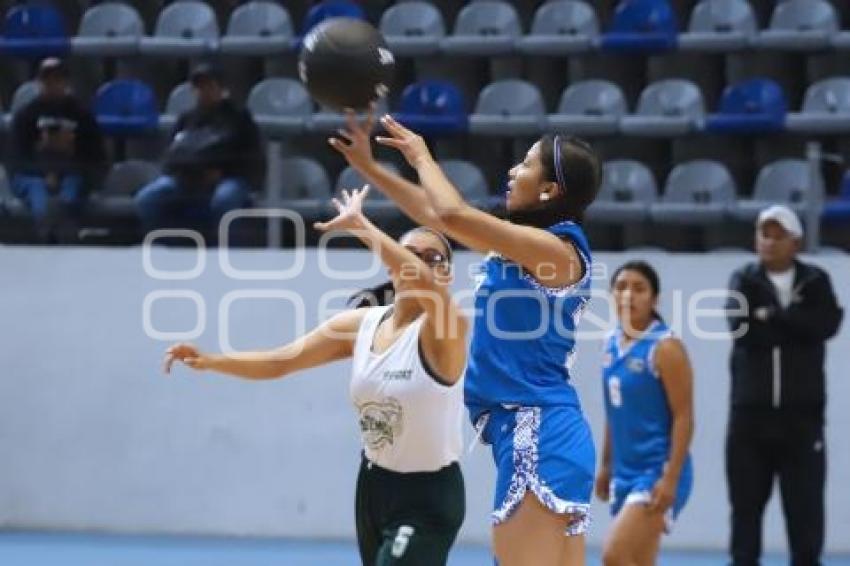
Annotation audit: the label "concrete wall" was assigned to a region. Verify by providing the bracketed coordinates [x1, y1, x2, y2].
[1, 246, 847, 552]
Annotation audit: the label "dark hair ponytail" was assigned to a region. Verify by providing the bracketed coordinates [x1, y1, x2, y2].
[348, 280, 395, 309]
[610, 260, 664, 322]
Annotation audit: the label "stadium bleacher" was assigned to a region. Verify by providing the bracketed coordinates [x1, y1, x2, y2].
[0, 0, 848, 251]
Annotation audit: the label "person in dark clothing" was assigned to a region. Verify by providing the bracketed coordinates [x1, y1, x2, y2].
[10, 57, 106, 242]
[725, 204, 843, 566]
[134, 62, 264, 243]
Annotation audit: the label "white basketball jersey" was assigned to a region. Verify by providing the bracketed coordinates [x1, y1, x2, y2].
[350, 306, 464, 473]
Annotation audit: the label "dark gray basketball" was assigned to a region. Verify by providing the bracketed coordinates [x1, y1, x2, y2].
[298, 18, 395, 111]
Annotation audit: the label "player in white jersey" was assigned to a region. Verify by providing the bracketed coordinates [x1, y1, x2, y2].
[164, 186, 468, 565]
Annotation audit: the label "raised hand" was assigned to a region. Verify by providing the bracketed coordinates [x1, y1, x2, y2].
[375, 114, 433, 168]
[163, 343, 211, 374]
[313, 185, 371, 234]
[328, 105, 378, 171]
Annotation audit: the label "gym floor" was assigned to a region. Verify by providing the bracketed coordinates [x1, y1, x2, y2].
[2, 532, 850, 566]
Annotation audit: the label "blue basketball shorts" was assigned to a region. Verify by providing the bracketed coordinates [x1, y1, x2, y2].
[610, 458, 693, 533]
[477, 404, 596, 536]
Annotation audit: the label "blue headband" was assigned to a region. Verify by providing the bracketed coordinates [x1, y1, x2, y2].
[553, 135, 567, 195]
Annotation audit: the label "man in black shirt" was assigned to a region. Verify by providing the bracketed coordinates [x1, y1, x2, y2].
[134, 62, 263, 243]
[10, 58, 106, 242]
[725, 205, 843, 566]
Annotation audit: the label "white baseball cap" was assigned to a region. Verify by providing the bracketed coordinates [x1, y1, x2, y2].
[757, 204, 803, 239]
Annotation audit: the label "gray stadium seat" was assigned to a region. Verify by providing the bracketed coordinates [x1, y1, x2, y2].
[650, 160, 736, 225]
[440, 1, 521, 56]
[757, 0, 837, 51]
[139, 1, 219, 57]
[337, 163, 401, 217]
[380, 2, 445, 56]
[585, 160, 658, 223]
[10, 81, 41, 114]
[259, 156, 331, 218]
[546, 80, 626, 136]
[516, 1, 598, 55]
[786, 77, 850, 133]
[620, 79, 705, 136]
[88, 160, 161, 217]
[219, 2, 293, 56]
[0, 164, 26, 217]
[469, 80, 545, 136]
[678, 0, 756, 51]
[731, 159, 820, 220]
[71, 3, 144, 56]
[309, 97, 389, 134]
[159, 82, 196, 131]
[439, 159, 490, 205]
[247, 78, 312, 137]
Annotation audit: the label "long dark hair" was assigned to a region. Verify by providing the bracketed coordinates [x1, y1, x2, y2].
[610, 260, 664, 322]
[347, 227, 453, 309]
[498, 134, 602, 229]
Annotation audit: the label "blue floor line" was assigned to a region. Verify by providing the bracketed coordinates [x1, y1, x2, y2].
[0, 532, 848, 566]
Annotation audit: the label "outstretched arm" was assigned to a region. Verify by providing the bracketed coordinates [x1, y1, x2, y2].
[377, 115, 584, 288]
[163, 308, 366, 380]
[328, 109, 446, 232]
[314, 186, 467, 382]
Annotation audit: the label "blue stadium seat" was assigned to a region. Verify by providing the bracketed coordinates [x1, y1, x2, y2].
[679, 0, 756, 52]
[757, 0, 837, 51]
[546, 80, 627, 136]
[392, 80, 468, 135]
[139, 1, 219, 57]
[705, 78, 787, 134]
[301, 1, 365, 36]
[586, 160, 658, 223]
[94, 79, 159, 135]
[731, 159, 817, 221]
[601, 0, 677, 54]
[650, 160, 736, 225]
[440, 1, 521, 56]
[247, 78, 312, 137]
[469, 80, 545, 136]
[71, 3, 143, 57]
[516, 1, 598, 55]
[786, 77, 850, 134]
[0, 3, 69, 58]
[380, 1, 445, 56]
[220, 1, 293, 56]
[821, 170, 850, 223]
[620, 79, 705, 136]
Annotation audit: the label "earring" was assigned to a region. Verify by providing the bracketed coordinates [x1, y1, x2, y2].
[540, 193, 550, 202]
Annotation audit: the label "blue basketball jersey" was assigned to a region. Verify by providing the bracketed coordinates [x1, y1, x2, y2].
[464, 221, 593, 420]
[602, 320, 687, 478]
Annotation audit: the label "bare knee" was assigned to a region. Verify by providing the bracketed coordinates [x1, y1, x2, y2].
[602, 540, 634, 566]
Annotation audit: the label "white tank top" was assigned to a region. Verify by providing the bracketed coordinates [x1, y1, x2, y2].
[350, 305, 464, 473]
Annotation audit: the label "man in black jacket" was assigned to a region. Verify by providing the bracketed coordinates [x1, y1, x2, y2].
[10, 58, 106, 242]
[134, 62, 263, 243]
[726, 205, 843, 566]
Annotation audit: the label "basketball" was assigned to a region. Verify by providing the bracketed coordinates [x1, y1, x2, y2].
[298, 18, 395, 112]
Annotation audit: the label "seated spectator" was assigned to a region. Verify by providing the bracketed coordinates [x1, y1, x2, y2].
[9, 58, 106, 243]
[135, 62, 264, 244]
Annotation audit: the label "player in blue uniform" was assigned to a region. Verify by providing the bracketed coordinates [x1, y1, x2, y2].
[331, 109, 602, 565]
[596, 261, 695, 566]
